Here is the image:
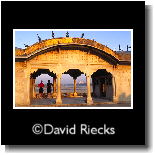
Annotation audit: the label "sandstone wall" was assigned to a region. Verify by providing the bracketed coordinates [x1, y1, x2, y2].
[113, 65, 131, 103]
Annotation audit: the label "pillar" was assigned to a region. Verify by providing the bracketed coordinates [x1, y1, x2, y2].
[23, 74, 31, 105]
[52, 76, 57, 98]
[30, 78, 33, 99]
[112, 75, 117, 103]
[53, 77, 56, 93]
[73, 78, 77, 96]
[86, 75, 93, 104]
[32, 78, 36, 98]
[30, 78, 36, 99]
[56, 74, 62, 104]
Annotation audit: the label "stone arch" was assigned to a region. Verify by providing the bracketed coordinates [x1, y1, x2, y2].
[29, 69, 56, 100]
[64, 69, 85, 96]
[16, 37, 119, 62]
[91, 69, 115, 101]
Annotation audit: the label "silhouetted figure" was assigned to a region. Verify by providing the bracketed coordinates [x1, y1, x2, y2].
[81, 33, 84, 38]
[24, 44, 29, 48]
[37, 34, 42, 42]
[66, 31, 69, 37]
[38, 80, 44, 98]
[47, 80, 53, 94]
[52, 31, 55, 38]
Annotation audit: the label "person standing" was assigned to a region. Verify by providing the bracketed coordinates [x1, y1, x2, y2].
[47, 80, 53, 97]
[38, 80, 44, 98]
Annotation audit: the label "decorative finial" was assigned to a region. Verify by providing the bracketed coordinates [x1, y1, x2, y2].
[119, 44, 121, 51]
[81, 33, 84, 38]
[24, 44, 29, 48]
[127, 45, 131, 51]
[66, 31, 69, 37]
[37, 34, 41, 42]
[52, 31, 55, 38]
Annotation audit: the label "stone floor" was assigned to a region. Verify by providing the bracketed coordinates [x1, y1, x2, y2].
[31, 97, 131, 107]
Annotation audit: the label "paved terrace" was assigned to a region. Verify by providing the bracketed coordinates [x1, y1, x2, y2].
[28, 97, 131, 107]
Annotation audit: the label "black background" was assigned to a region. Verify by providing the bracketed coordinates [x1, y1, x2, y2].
[1, 1, 145, 145]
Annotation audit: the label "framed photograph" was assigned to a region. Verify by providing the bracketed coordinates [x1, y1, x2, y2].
[14, 29, 133, 109]
[1, 1, 145, 145]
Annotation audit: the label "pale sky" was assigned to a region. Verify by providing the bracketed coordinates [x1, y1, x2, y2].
[15, 30, 131, 51]
[36, 74, 87, 85]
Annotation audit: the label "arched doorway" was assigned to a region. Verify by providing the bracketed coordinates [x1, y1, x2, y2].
[35, 74, 53, 97]
[30, 69, 56, 105]
[92, 69, 114, 101]
[63, 69, 84, 97]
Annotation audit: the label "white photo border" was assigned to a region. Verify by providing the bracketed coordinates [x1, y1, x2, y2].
[13, 29, 133, 109]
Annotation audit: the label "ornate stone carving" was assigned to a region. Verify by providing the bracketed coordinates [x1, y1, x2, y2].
[28, 49, 111, 66]
[30, 68, 38, 74]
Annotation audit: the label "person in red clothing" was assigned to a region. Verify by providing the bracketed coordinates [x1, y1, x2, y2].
[38, 80, 44, 98]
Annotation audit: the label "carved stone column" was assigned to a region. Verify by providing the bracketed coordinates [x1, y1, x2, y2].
[56, 74, 62, 104]
[32, 78, 36, 98]
[86, 75, 93, 104]
[112, 75, 117, 103]
[30, 78, 33, 99]
[52, 76, 57, 98]
[23, 74, 31, 105]
[53, 77, 56, 93]
[73, 78, 77, 96]
[30, 77, 36, 100]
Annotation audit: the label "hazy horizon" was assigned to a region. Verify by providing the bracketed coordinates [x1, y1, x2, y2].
[35, 74, 90, 85]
